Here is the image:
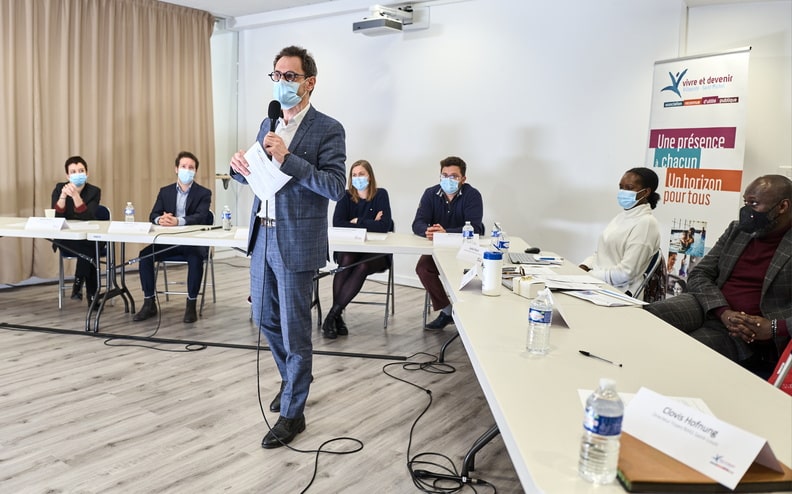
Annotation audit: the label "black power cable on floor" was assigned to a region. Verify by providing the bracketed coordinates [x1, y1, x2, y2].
[382, 352, 497, 494]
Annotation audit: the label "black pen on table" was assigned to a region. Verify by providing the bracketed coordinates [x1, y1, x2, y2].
[579, 350, 623, 367]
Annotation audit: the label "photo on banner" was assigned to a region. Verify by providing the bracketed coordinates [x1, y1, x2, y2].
[645, 47, 751, 298]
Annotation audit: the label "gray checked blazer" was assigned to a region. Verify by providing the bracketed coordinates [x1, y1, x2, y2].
[232, 105, 347, 272]
[687, 220, 792, 353]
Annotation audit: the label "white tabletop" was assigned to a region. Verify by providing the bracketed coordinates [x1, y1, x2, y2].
[87, 222, 248, 249]
[329, 231, 434, 255]
[432, 243, 792, 493]
[0, 216, 92, 240]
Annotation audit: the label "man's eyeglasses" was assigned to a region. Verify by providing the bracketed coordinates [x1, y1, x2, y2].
[268, 71, 307, 83]
[440, 174, 462, 181]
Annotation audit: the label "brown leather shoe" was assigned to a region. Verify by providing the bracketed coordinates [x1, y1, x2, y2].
[261, 415, 305, 449]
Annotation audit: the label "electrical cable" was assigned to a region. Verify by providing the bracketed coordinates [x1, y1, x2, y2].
[249, 199, 365, 493]
[382, 352, 497, 494]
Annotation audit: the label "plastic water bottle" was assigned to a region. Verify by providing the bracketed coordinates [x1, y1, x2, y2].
[490, 222, 501, 251]
[462, 220, 475, 246]
[497, 230, 510, 253]
[579, 378, 624, 484]
[222, 205, 232, 231]
[481, 250, 503, 296]
[526, 288, 553, 354]
[124, 202, 135, 222]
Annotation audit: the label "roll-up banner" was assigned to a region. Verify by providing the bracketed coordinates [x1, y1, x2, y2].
[645, 47, 750, 296]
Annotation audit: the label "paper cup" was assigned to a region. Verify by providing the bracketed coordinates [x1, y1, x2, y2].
[44, 209, 56, 218]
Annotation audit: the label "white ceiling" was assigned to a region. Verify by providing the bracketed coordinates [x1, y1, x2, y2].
[158, 0, 774, 22]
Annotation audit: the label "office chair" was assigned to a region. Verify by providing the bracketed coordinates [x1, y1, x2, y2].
[155, 211, 216, 316]
[58, 204, 111, 309]
[631, 249, 664, 302]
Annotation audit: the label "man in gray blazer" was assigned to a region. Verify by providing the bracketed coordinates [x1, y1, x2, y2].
[645, 175, 792, 376]
[230, 46, 346, 449]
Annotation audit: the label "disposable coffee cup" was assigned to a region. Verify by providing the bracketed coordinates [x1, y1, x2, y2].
[44, 209, 56, 218]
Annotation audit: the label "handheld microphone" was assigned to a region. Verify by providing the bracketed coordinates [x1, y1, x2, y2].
[202, 225, 223, 231]
[268, 100, 281, 132]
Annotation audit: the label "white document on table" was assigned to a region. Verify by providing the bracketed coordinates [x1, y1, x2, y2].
[564, 288, 646, 306]
[243, 141, 291, 201]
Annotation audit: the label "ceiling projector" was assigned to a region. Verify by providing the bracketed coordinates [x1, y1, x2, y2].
[353, 4, 413, 36]
[353, 16, 403, 35]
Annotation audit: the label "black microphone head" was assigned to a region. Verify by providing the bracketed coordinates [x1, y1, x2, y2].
[268, 100, 281, 132]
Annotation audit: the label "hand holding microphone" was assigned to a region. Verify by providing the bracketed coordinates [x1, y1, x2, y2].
[230, 100, 283, 175]
[264, 100, 289, 164]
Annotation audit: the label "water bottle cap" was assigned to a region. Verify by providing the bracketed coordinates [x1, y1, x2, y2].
[599, 378, 616, 390]
[483, 251, 502, 260]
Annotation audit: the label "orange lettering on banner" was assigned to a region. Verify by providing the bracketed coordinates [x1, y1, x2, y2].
[665, 168, 743, 192]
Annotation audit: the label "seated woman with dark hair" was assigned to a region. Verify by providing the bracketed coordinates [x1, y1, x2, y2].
[51, 156, 102, 304]
[579, 167, 661, 296]
[323, 160, 393, 339]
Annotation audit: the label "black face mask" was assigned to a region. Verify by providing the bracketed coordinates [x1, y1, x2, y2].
[738, 201, 781, 236]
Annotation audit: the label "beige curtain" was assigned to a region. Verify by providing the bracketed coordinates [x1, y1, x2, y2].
[0, 0, 215, 285]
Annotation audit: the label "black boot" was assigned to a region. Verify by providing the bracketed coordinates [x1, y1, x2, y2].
[322, 306, 341, 339]
[183, 299, 198, 324]
[335, 310, 348, 336]
[133, 298, 158, 322]
[71, 276, 84, 300]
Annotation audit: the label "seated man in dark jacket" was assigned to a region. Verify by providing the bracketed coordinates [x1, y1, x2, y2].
[133, 151, 212, 324]
[645, 175, 792, 376]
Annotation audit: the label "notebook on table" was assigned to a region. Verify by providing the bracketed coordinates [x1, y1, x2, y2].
[617, 433, 792, 493]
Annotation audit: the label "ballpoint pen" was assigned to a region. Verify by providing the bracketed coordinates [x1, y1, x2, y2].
[579, 350, 623, 367]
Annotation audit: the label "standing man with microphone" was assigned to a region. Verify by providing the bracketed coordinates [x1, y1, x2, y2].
[229, 46, 346, 449]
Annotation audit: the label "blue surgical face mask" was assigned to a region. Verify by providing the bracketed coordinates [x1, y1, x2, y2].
[351, 177, 369, 191]
[178, 169, 195, 185]
[617, 188, 645, 209]
[273, 81, 303, 110]
[440, 177, 460, 195]
[69, 172, 87, 187]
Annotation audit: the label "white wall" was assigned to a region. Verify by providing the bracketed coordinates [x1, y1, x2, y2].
[219, 0, 791, 286]
[687, 1, 792, 184]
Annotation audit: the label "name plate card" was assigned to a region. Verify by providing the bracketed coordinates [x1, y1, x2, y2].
[25, 217, 66, 231]
[107, 221, 152, 234]
[433, 232, 465, 247]
[456, 241, 483, 263]
[329, 227, 366, 242]
[623, 387, 784, 490]
[459, 261, 479, 290]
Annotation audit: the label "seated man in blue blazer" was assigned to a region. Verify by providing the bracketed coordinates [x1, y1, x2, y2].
[133, 151, 212, 324]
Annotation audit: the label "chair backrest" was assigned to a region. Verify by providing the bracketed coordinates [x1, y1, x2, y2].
[207, 210, 214, 226]
[95, 205, 111, 221]
[633, 249, 665, 302]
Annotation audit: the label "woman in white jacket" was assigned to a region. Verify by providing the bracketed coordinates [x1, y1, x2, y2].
[579, 167, 661, 296]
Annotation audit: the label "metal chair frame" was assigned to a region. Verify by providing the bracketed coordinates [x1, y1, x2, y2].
[57, 205, 111, 309]
[155, 211, 216, 316]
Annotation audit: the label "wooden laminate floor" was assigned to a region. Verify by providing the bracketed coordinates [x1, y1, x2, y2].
[0, 255, 524, 494]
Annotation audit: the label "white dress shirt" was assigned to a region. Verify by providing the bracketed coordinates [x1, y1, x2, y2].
[259, 103, 311, 220]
